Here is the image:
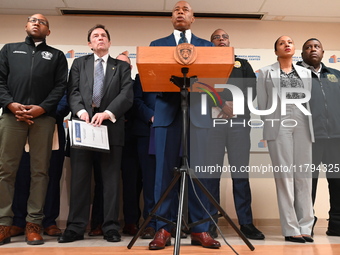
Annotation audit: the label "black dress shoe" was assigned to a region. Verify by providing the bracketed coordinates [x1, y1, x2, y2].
[326, 229, 340, 236]
[171, 228, 187, 239]
[285, 236, 306, 243]
[104, 229, 121, 242]
[209, 224, 218, 239]
[302, 235, 314, 242]
[141, 227, 156, 239]
[240, 224, 265, 240]
[58, 229, 84, 243]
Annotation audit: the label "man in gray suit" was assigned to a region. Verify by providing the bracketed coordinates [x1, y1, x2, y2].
[58, 24, 133, 243]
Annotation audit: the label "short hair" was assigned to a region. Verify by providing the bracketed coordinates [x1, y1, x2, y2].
[302, 38, 322, 50]
[117, 51, 131, 64]
[87, 24, 111, 42]
[210, 28, 226, 41]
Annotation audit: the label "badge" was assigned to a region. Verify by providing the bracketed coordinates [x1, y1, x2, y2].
[234, 61, 241, 68]
[327, 74, 338, 83]
[174, 43, 197, 65]
[41, 51, 53, 60]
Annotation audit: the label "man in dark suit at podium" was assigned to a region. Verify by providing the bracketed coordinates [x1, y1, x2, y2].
[148, 1, 220, 250]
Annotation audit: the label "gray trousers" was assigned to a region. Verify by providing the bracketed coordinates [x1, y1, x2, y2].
[267, 105, 314, 236]
[0, 113, 55, 225]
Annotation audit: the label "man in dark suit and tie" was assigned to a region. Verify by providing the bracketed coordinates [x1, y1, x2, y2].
[148, 1, 220, 250]
[58, 24, 133, 243]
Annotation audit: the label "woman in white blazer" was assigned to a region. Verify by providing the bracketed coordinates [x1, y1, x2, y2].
[257, 36, 314, 243]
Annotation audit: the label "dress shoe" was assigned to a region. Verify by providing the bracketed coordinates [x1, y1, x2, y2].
[149, 228, 171, 250]
[58, 229, 84, 243]
[141, 226, 155, 239]
[43, 225, 62, 236]
[285, 236, 306, 243]
[302, 235, 314, 242]
[123, 224, 138, 236]
[88, 225, 103, 236]
[326, 229, 340, 236]
[0, 225, 11, 245]
[10, 226, 24, 237]
[104, 229, 121, 242]
[240, 224, 265, 240]
[171, 227, 187, 238]
[191, 232, 221, 249]
[209, 224, 218, 239]
[25, 222, 44, 245]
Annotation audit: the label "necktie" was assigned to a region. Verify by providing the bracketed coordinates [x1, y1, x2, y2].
[178, 31, 188, 44]
[93, 58, 104, 107]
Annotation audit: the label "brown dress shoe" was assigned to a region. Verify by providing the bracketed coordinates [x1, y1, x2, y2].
[149, 228, 171, 250]
[141, 227, 155, 239]
[10, 226, 25, 237]
[191, 232, 221, 249]
[88, 225, 103, 236]
[25, 222, 44, 245]
[0, 226, 11, 245]
[44, 225, 62, 236]
[123, 224, 138, 236]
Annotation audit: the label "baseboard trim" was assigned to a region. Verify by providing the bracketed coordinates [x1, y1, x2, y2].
[57, 218, 328, 230]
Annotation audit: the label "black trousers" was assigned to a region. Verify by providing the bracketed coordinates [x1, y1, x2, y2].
[312, 138, 340, 233]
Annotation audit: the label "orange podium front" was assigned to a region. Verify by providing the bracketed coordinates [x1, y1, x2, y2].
[136, 45, 235, 92]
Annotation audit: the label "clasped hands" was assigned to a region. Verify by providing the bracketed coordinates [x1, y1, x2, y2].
[9, 102, 45, 125]
[217, 101, 234, 119]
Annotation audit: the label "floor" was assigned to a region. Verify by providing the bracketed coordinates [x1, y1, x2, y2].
[0, 224, 339, 255]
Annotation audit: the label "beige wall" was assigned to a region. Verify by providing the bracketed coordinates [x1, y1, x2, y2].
[1, 14, 336, 225]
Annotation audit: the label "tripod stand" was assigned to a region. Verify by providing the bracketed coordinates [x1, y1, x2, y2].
[127, 67, 255, 254]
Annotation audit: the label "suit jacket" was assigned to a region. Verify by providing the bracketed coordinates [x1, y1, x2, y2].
[149, 33, 214, 128]
[68, 54, 133, 146]
[132, 74, 156, 137]
[257, 62, 314, 141]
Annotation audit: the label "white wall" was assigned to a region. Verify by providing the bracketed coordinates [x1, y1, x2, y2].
[1, 14, 336, 224]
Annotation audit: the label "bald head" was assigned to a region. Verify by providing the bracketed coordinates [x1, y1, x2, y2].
[211, 29, 230, 47]
[171, 1, 195, 31]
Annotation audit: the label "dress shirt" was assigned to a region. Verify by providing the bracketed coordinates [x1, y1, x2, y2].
[301, 61, 322, 79]
[173, 29, 192, 45]
[76, 53, 116, 123]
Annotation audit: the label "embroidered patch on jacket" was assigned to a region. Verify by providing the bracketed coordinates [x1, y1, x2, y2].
[327, 74, 338, 83]
[234, 61, 241, 68]
[41, 51, 53, 60]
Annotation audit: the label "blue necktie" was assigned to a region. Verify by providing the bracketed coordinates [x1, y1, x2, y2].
[178, 31, 188, 44]
[93, 58, 104, 107]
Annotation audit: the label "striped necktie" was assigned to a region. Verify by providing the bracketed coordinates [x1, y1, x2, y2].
[92, 58, 104, 107]
[178, 31, 188, 44]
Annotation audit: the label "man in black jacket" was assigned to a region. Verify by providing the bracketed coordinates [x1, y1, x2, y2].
[0, 14, 67, 245]
[297, 38, 340, 236]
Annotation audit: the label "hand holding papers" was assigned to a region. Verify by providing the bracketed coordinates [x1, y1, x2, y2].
[69, 119, 110, 151]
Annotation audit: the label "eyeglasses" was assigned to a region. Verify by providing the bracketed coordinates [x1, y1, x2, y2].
[27, 17, 48, 26]
[212, 34, 229, 40]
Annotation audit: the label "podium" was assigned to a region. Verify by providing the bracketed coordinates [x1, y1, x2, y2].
[137, 45, 234, 92]
[127, 44, 255, 254]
